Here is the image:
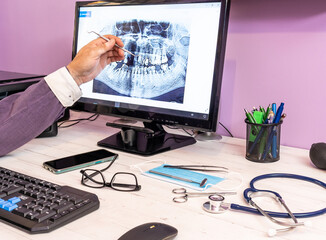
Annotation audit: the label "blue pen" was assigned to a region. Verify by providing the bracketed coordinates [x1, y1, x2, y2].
[262, 103, 284, 160]
[272, 103, 277, 118]
[272, 103, 284, 158]
[271, 102, 277, 151]
[271, 103, 277, 153]
[273, 103, 284, 124]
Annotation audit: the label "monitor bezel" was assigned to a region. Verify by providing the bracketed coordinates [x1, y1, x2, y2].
[71, 0, 230, 132]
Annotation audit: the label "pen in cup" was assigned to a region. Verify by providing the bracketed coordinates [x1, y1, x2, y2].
[247, 122, 267, 156]
[264, 104, 271, 121]
[88, 31, 137, 57]
[262, 103, 284, 160]
[244, 109, 259, 134]
[259, 106, 266, 117]
[271, 103, 277, 158]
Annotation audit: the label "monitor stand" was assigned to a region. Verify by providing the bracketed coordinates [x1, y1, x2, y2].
[97, 121, 196, 156]
[195, 131, 222, 141]
[113, 118, 137, 125]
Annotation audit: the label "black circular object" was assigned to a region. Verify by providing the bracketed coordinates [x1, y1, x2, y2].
[200, 178, 208, 187]
[309, 142, 326, 170]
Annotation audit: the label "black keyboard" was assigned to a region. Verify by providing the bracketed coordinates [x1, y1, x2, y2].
[0, 166, 99, 233]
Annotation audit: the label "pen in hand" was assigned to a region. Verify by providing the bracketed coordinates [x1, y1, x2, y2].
[88, 31, 137, 57]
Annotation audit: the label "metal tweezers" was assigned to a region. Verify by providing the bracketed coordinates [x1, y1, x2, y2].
[163, 165, 228, 173]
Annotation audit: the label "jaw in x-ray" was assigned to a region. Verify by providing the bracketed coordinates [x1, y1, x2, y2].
[93, 19, 190, 103]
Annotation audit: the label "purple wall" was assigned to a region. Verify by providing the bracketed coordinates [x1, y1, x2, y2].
[1, 0, 326, 149]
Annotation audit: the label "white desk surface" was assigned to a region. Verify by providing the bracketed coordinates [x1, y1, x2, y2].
[1, 111, 325, 240]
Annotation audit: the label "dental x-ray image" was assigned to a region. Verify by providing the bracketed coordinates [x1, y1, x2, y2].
[93, 19, 191, 103]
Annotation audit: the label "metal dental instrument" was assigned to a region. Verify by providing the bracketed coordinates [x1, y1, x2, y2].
[148, 170, 208, 187]
[172, 187, 236, 203]
[88, 31, 137, 57]
[163, 165, 228, 173]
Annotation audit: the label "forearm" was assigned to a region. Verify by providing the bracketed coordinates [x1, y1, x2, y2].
[0, 67, 82, 157]
[0, 80, 65, 156]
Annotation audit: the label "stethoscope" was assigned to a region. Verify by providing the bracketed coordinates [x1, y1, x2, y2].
[201, 173, 326, 236]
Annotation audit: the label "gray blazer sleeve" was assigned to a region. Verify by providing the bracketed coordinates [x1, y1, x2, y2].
[0, 79, 65, 156]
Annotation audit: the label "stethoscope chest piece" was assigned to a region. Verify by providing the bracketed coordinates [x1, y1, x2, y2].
[202, 194, 228, 214]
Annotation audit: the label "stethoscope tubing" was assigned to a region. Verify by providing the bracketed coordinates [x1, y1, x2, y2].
[229, 203, 326, 218]
[231, 173, 326, 218]
[248, 173, 326, 192]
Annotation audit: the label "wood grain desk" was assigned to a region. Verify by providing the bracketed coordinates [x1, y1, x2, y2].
[1, 111, 325, 240]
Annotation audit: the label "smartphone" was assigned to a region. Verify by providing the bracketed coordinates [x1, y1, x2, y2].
[43, 149, 118, 174]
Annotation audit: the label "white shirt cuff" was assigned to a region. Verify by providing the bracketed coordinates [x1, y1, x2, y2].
[44, 67, 82, 107]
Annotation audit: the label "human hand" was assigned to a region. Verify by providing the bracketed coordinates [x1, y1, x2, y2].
[67, 35, 125, 86]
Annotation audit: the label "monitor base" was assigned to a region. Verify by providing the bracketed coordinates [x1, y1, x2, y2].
[113, 118, 137, 125]
[97, 130, 196, 156]
[195, 132, 222, 141]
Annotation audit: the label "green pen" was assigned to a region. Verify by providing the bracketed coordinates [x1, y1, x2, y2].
[244, 109, 259, 134]
[259, 106, 266, 117]
[244, 109, 256, 123]
[264, 104, 271, 121]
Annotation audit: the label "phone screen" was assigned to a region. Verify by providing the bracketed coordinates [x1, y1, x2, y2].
[43, 149, 118, 173]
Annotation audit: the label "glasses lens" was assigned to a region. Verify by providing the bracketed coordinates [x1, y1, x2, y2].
[111, 173, 140, 191]
[81, 170, 105, 188]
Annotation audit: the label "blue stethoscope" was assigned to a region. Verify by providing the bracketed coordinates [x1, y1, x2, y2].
[206, 173, 326, 236]
[235, 173, 326, 217]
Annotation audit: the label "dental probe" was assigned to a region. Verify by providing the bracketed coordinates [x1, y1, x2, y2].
[88, 31, 137, 57]
[149, 170, 208, 187]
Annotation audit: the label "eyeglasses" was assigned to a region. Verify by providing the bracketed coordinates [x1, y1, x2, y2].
[80, 154, 141, 191]
[80, 169, 141, 191]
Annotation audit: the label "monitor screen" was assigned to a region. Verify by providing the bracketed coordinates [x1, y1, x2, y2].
[71, 0, 230, 155]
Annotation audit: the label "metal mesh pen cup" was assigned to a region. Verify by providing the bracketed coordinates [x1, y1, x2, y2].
[245, 119, 282, 163]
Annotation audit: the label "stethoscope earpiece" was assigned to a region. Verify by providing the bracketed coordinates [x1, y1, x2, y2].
[267, 229, 277, 237]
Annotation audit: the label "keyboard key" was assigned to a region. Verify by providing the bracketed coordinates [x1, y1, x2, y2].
[35, 210, 56, 222]
[3, 202, 18, 211]
[0, 200, 8, 208]
[26, 211, 40, 220]
[50, 214, 62, 222]
[8, 196, 21, 204]
[24, 202, 37, 209]
[16, 179, 32, 187]
[6, 184, 24, 193]
[31, 191, 45, 199]
[12, 206, 32, 217]
[48, 202, 59, 210]
[53, 201, 74, 213]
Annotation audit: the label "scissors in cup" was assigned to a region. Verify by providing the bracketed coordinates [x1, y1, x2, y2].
[172, 188, 236, 203]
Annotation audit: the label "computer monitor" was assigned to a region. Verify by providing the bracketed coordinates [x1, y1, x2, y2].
[71, 0, 230, 156]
